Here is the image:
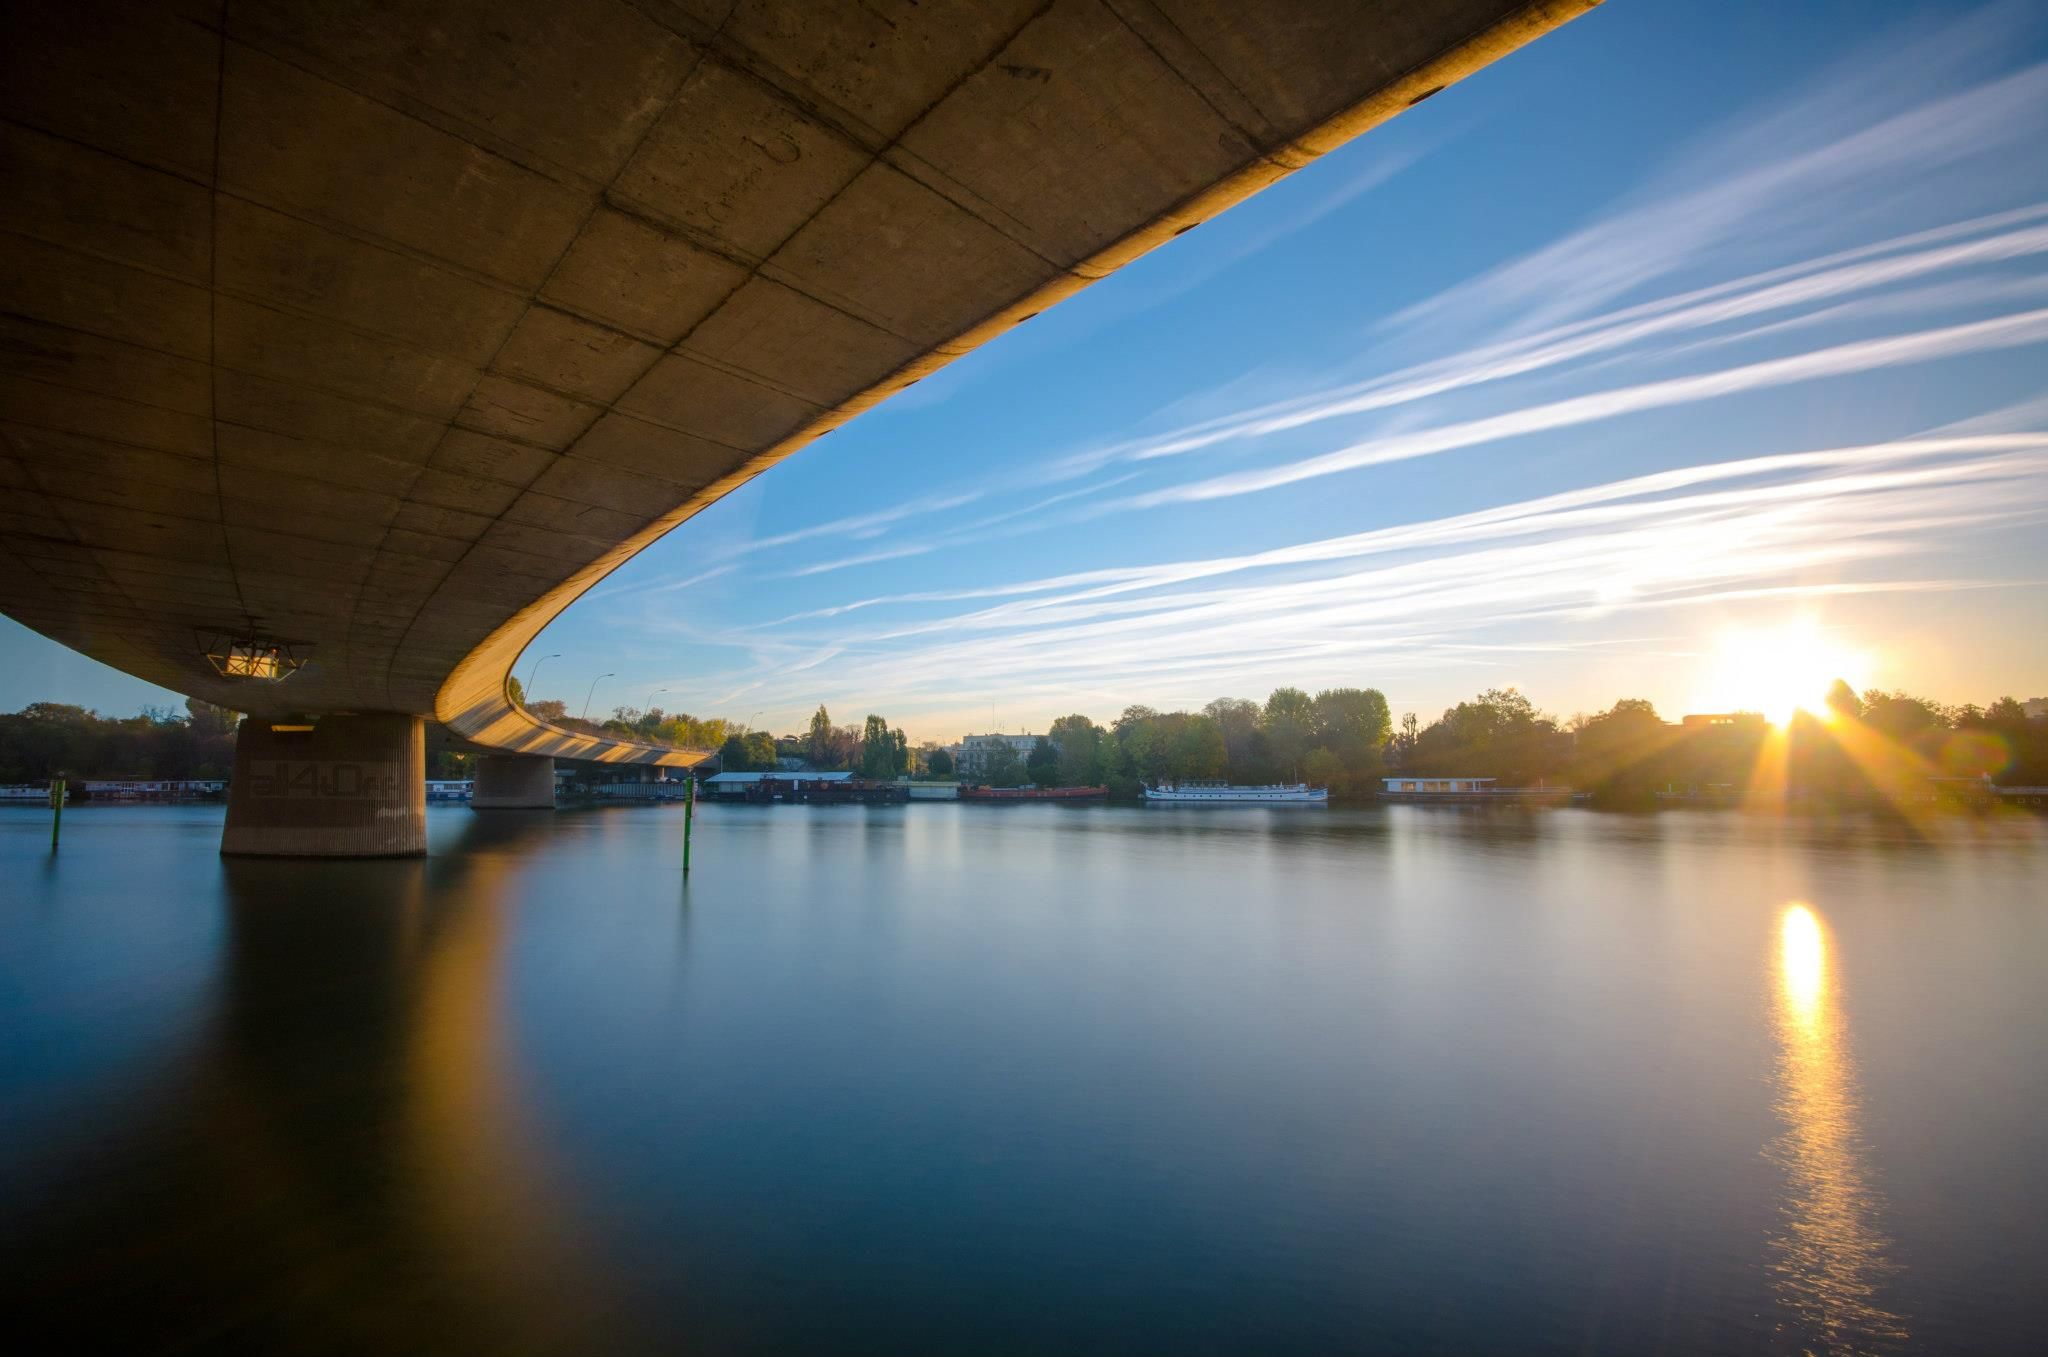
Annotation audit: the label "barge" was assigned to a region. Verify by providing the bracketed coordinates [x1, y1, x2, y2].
[959, 785, 1107, 802]
[1143, 780, 1327, 804]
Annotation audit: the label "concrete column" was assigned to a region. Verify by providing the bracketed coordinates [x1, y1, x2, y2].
[221, 714, 426, 858]
[472, 753, 556, 809]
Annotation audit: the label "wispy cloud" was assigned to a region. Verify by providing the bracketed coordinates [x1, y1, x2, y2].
[773, 543, 935, 578]
[587, 562, 733, 600]
[702, 437, 2046, 723]
[567, 5, 2048, 735]
[745, 203, 2048, 549]
[1392, 10, 2048, 340]
[1130, 308, 2048, 506]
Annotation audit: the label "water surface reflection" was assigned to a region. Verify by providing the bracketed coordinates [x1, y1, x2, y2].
[4, 804, 2044, 1354]
[1767, 902, 1906, 1353]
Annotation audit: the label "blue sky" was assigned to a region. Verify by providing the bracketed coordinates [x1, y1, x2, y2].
[10, 0, 2047, 738]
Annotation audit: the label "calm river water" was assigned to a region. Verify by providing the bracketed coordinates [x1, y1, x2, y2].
[3, 802, 2044, 1354]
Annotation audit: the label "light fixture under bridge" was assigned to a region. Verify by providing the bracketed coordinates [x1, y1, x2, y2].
[198, 632, 312, 682]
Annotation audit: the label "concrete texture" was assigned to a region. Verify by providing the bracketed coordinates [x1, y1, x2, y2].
[0, 1, 1599, 767]
[221, 714, 426, 857]
[471, 753, 557, 810]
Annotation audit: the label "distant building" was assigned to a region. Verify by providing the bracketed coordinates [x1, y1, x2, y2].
[1382, 777, 1496, 794]
[1680, 712, 1768, 729]
[2025, 697, 2047, 720]
[950, 732, 1047, 777]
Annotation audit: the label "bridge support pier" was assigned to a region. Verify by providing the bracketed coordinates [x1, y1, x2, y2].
[221, 714, 426, 857]
[472, 753, 556, 809]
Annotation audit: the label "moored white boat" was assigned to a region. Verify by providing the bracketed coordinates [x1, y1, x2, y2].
[1142, 779, 1328, 804]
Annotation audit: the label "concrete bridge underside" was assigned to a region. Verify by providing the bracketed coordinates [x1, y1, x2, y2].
[0, 0, 1596, 852]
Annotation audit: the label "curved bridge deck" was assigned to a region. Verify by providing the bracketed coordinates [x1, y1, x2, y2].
[0, 0, 1596, 797]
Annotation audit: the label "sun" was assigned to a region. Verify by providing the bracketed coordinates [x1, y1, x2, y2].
[1703, 619, 1868, 725]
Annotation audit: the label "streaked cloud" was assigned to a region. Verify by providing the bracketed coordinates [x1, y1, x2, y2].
[542, 4, 2048, 736]
[675, 437, 2046, 725]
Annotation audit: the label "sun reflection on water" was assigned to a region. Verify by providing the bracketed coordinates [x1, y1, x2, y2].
[1767, 903, 1906, 1354]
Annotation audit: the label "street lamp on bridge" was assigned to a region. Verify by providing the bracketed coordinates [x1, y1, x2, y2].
[582, 673, 614, 723]
[522, 652, 560, 704]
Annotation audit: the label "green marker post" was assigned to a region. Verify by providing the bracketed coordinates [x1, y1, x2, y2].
[50, 776, 65, 850]
[682, 773, 696, 875]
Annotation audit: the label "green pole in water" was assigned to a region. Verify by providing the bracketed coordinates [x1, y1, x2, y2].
[49, 776, 65, 850]
[682, 773, 695, 875]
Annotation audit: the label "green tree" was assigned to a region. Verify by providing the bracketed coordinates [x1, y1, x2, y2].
[1983, 696, 2029, 727]
[1026, 736, 1059, 786]
[1264, 687, 1314, 777]
[1860, 690, 1947, 743]
[808, 705, 836, 767]
[1114, 708, 1169, 783]
[1166, 714, 1227, 779]
[1408, 687, 1567, 785]
[1049, 713, 1106, 786]
[982, 741, 1026, 788]
[0, 702, 232, 782]
[1265, 687, 1313, 724]
[927, 747, 955, 777]
[427, 748, 472, 779]
[1393, 711, 1420, 764]
[1569, 698, 1675, 806]
[860, 714, 894, 777]
[1302, 746, 1348, 796]
[1203, 697, 1264, 775]
[1311, 687, 1391, 752]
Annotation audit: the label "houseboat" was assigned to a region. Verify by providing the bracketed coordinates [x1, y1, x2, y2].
[959, 784, 1107, 802]
[1143, 780, 1327, 804]
[1379, 777, 1579, 804]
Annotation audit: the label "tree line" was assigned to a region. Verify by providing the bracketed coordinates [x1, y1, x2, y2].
[751, 707, 911, 778]
[1568, 685, 2048, 808]
[939, 683, 2048, 804]
[0, 700, 239, 782]
[1000, 688, 1397, 799]
[10, 680, 2039, 806]
[509, 677, 2048, 804]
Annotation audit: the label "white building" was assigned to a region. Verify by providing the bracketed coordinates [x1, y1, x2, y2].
[949, 732, 1047, 777]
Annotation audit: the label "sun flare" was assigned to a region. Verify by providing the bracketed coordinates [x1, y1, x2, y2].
[1703, 620, 1868, 725]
